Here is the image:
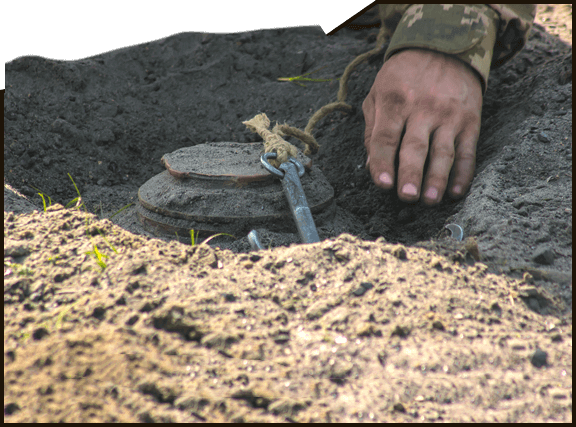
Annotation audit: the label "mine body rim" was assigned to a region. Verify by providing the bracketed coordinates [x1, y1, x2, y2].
[137, 142, 335, 232]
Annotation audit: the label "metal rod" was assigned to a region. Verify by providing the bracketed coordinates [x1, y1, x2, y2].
[279, 161, 320, 244]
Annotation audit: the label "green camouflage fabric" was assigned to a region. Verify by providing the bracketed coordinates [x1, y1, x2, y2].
[379, 4, 537, 94]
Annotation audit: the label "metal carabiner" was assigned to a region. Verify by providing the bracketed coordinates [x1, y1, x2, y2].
[260, 152, 305, 178]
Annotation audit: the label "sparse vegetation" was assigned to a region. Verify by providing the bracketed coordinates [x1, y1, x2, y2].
[277, 66, 335, 87]
[33, 174, 117, 270]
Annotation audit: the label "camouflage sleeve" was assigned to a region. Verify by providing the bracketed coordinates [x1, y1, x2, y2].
[487, 4, 537, 68]
[379, 4, 537, 94]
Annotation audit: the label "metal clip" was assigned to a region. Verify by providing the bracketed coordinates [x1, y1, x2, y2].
[248, 230, 265, 251]
[445, 224, 464, 241]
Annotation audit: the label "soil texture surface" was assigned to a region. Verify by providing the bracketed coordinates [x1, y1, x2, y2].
[4, 4, 572, 422]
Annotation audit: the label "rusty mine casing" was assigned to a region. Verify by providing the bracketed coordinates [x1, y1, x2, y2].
[137, 142, 335, 239]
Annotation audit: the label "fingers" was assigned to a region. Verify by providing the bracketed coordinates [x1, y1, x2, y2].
[421, 127, 456, 205]
[448, 125, 479, 198]
[396, 116, 433, 202]
[362, 95, 374, 160]
[366, 106, 478, 204]
[368, 118, 404, 190]
[364, 90, 407, 190]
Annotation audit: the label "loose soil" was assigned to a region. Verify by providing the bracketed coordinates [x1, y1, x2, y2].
[4, 4, 572, 422]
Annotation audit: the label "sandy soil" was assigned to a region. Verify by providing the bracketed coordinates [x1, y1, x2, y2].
[4, 5, 572, 422]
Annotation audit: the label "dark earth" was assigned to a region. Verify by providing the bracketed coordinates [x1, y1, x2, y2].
[4, 4, 572, 422]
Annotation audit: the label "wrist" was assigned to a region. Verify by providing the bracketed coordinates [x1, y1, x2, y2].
[384, 4, 498, 94]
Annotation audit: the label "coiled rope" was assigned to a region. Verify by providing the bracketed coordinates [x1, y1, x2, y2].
[243, 14, 388, 167]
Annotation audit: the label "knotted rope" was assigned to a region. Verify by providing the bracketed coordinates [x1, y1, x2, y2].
[243, 15, 389, 167]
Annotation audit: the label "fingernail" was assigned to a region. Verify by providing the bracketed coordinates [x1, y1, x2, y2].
[379, 172, 392, 186]
[424, 187, 438, 201]
[365, 155, 370, 167]
[452, 185, 462, 195]
[401, 183, 418, 197]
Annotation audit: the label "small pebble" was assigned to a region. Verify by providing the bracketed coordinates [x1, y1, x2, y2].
[397, 208, 416, 224]
[32, 327, 50, 341]
[125, 315, 140, 326]
[534, 234, 552, 244]
[530, 348, 548, 368]
[222, 293, 236, 302]
[531, 104, 544, 116]
[528, 298, 540, 312]
[4, 402, 20, 415]
[509, 339, 527, 351]
[550, 333, 563, 343]
[495, 164, 507, 173]
[4, 244, 31, 258]
[532, 246, 555, 265]
[392, 246, 407, 260]
[464, 237, 481, 261]
[431, 320, 445, 331]
[549, 387, 569, 400]
[353, 282, 374, 297]
[522, 272, 534, 284]
[537, 132, 551, 143]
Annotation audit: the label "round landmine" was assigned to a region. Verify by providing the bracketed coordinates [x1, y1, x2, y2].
[138, 142, 334, 239]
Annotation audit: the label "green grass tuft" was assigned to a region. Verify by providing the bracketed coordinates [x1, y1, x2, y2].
[66, 173, 84, 210]
[277, 66, 336, 87]
[30, 185, 53, 213]
[85, 244, 109, 270]
[189, 229, 200, 246]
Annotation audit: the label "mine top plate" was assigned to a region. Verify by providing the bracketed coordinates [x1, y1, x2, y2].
[161, 142, 312, 183]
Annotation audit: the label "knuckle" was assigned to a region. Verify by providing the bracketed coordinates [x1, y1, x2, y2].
[431, 143, 455, 161]
[403, 135, 429, 153]
[455, 149, 476, 162]
[382, 90, 407, 107]
[372, 128, 400, 148]
[462, 111, 481, 126]
[426, 172, 449, 188]
[437, 104, 456, 121]
[379, 90, 408, 116]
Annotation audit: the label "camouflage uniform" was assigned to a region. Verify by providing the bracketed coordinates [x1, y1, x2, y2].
[379, 4, 537, 94]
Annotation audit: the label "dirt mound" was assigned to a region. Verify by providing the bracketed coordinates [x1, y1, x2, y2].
[4, 206, 572, 422]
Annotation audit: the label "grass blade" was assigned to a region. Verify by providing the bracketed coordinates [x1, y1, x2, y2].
[202, 232, 235, 245]
[108, 203, 134, 220]
[277, 66, 335, 86]
[37, 193, 48, 212]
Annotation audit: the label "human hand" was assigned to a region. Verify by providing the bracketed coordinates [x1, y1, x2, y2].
[362, 48, 483, 205]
